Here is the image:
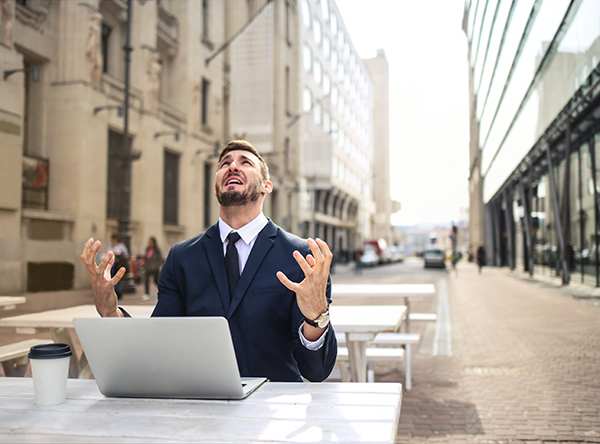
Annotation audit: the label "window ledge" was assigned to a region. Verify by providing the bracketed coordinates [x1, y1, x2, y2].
[22, 209, 75, 222]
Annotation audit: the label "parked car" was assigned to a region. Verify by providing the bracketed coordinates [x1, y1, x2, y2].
[424, 248, 446, 268]
[360, 247, 379, 267]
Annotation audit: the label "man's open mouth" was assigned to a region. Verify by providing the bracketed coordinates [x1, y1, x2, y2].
[225, 177, 243, 186]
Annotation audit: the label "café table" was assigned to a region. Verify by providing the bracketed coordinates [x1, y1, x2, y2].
[0, 296, 26, 311]
[0, 305, 153, 378]
[0, 377, 402, 443]
[332, 283, 435, 332]
[329, 305, 407, 383]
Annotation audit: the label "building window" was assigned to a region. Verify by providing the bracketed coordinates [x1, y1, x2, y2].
[303, 45, 312, 72]
[101, 23, 111, 74]
[303, 88, 312, 112]
[163, 150, 180, 226]
[204, 162, 212, 228]
[201, 78, 210, 127]
[301, 0, 311, 29]
[285, 66, 291, 115]
[313, 19, 322, 45]
[202, 0, 209, 40]
[106, 130, 132, 220]
[323, 36, 330, 59]
[285, 0, 292, 46]
[320, 0, 329, 21]
[313, 59, 322, 85]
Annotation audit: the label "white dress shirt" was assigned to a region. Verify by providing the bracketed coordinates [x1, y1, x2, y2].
[218, 214, 327, 350]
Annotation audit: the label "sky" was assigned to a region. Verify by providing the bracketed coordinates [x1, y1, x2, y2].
[334, 0, 470, 227]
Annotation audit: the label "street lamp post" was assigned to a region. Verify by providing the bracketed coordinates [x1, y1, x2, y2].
[117, 0, 136, 293]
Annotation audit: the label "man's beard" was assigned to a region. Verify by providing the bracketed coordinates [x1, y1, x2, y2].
[216, 178, 262, 207]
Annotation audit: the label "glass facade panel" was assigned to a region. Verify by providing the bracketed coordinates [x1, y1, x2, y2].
[468, 0, 481, 41]
[481, 0, 571, 174]
[474, 0, 498, 94]
[483, 0, 600, 201]
[476, 0, 513, 119]
[470, 0, 489, 66]
[479, 0, 535, 150]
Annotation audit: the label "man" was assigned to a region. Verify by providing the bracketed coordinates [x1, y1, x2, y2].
[81, 140, 337, 382]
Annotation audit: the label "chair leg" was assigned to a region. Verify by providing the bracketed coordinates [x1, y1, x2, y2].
[405, 344, 412, 391]
[367, 362, 375, 383]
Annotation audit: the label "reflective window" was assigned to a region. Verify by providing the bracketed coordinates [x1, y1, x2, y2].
[339, 62, 345, 79]
[478, 0, 535, 147]
[337, 28, 344, 48]
[476, 0, 513, 119]
[331, 119, 338, 140]
[473, 0, 499, 93]
[481, 0, 571, 171]
[303, 87, 312, 112]
[331, 86, 338, 107]
[301, 0, 311, 29]
[331, 50, 338, 71]
[323, 111, 331, 132]
[314, 102, 322, 125]
[344, 42, 350, 61]
[470, 0, 489, 66]
[313, 19, 322, 45]
[323, 36, 330, 59]
[314, 59, 322, 84]
[467, 0, 481, 40]
[321, 0, 329, 21]
[338, 94, 345, 115]
[303, 44, 312, 72]
[330, 12, 337, 36]
[323, 73, 331, 95]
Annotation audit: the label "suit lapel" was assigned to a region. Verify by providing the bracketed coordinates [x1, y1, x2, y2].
[202, 223, 231, 313]
[228, 221, 277, 317]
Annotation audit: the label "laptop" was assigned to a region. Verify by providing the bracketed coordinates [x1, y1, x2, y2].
[73, 317, 267, 400]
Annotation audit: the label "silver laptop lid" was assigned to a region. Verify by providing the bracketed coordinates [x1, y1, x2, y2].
[73, 317, 266, 400]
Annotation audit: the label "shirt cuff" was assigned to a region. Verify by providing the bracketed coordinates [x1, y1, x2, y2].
[298, 322, 328, 350]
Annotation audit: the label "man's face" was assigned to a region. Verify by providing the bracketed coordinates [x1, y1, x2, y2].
[215, 150, 270, 207]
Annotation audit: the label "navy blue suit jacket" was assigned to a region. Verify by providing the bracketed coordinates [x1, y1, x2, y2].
[153, 220, 338, 382]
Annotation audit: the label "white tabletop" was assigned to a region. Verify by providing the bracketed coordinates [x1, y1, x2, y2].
[329, 305, 407, 334]
[0, 305, 153, 329]
[332, 283, 435, 297]
[0, 378, 402, 443]
[0, 296, 26, 310]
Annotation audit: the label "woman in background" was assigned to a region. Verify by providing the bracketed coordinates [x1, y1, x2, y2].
[143, 237, 163, 300]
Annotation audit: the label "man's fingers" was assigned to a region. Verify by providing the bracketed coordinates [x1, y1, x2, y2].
[276, 271, 299, 291]
[306, 254, 316, 267]
[109, 267, 126, 286]
[315, 238, 333, 269]
[292, 250, 313, 276]
[88, 240, 101, 265]
[307, 238, 324, 263]
[80, 238, 94, 263]
[98, 251, 113, 277]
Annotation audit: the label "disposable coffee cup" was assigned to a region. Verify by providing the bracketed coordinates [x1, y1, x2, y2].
[28, 343, 72, 406]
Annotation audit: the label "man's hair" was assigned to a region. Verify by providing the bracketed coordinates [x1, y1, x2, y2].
[218, 140, 270, 180]
[111, 234, 119, 241]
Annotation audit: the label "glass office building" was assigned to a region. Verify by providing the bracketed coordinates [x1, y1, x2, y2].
[465, 0, 600, 285]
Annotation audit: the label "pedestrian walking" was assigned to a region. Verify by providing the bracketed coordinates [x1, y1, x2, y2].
[354, 249, 363, 275]
[476, 243, 486, 274]
[142, 236, 163, 300]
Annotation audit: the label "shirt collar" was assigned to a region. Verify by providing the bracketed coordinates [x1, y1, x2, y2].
[218, 213, 268, 245]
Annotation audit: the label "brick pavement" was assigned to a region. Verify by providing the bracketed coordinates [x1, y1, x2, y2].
[2, 260, 600, 443]
[376, 262, 600, 444]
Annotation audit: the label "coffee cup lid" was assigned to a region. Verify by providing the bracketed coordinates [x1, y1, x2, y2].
[28, 343, 73, 359]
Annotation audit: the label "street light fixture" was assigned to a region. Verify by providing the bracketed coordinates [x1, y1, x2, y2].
[3, 67, 40, 82]
[154, 131, 180, 141]
[93, 106, 123, 116]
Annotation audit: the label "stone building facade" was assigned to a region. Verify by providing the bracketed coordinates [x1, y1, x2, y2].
[0, 0, 390, 294]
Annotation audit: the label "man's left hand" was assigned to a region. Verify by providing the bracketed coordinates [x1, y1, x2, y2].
[277, 238, 332, 337]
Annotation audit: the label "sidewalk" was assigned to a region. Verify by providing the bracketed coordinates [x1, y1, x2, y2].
[388, 262, 600, 444]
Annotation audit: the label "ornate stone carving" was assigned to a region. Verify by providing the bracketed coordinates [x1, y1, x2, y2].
[85, 11, 103, 87]
[14, 1, 48, 33]
[0, 0, 13, 45]
[145, 50, 162, 113]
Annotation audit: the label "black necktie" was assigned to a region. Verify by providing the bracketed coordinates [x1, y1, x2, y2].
[225, 232, 241, 300]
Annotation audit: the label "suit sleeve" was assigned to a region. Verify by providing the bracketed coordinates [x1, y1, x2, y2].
[293, 275, 338, 382]
[152, 245, 186, 316]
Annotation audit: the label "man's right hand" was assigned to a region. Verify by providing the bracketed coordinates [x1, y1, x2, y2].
[80, 238, 125, 318]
